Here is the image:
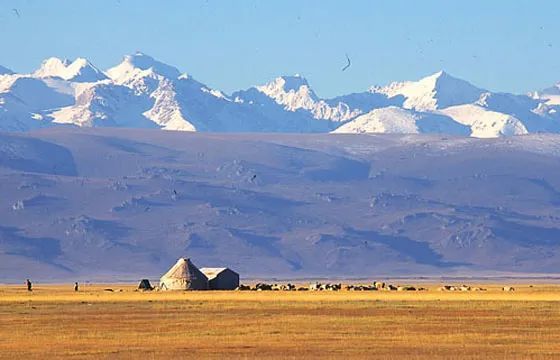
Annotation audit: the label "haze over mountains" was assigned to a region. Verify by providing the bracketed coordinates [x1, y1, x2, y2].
[2, 128, 560, 281]
[1, 52, 560, 137]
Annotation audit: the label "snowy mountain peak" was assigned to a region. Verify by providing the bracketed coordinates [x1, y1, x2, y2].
[1, 54, 560, 138]
[34, 57, 71, 78]
[34, 57, 107, 82]
[332, 106, 470, 136]
[372, 70, 485, 111]
[255, 75, 319, 111]
[107, 52, 181, 83]
[244, 75, 366, 122]
[258, 74, 312, 93]
[278, 74, 310, 91]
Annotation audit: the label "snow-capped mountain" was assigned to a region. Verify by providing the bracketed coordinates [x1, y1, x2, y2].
[34, 57, 108, 82]
[370, 71, 485, 111]
[0, 74, 74, 131]
[1, 54, 560, 137]
[107, 52, 181, 84]
[333, 106, 470, 135]
[440, 104, 529, 138]
[233, 75, 364, 122]
[50, 82, 156, 128]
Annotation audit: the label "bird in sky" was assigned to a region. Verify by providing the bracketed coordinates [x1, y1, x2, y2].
[342, 53, 351, 71]
[12, 8, 20, 18]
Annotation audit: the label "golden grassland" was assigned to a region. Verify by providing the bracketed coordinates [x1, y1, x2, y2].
[1, 284, 560, 359]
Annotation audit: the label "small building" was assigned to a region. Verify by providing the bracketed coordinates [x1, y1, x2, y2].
[137, 279, 153, 291]
[160, 258, 209, 290]
[200, 267, 239, 290]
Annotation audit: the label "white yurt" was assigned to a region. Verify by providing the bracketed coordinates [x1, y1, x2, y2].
[159, 258, 209, 290]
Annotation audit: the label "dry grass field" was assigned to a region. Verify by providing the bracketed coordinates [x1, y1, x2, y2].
[1, 284, 560, 359]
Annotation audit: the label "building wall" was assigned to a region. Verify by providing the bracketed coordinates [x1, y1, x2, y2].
[209, 270, 239, 290]
[160, 276, 208, 290]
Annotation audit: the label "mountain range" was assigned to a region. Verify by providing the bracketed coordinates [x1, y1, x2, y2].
[1, 128, 560, 281]
[1, 52, 560, 138]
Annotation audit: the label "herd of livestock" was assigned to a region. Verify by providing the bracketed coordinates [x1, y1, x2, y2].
[235, 282, 517, 292]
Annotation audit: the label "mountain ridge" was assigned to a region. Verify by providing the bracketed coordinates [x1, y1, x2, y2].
[1, 54, 559, 137]
[1, 128, 560, 281]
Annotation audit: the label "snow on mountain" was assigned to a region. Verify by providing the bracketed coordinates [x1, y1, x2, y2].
[333, 106, 470, 135]
[104, 53, 225, 131]
[5, 76, 74, 111]
[440, 104, 528, 138]
[107, 52, 181, 85]
[0, 75, 74, 131]
[34, 57, 108, 82]
[327, 91, 402, 113]
[236, 75, 365, 122]
[49, 82, 157, 129]
[231, 86, 337, 132]
[142, 77, 196, 131]
[33, 57, 70, 78]
[371, 71, 486, 111]
[475, 92, 560, 133]
[1, 54, 560, 137]
[255, 75, 318, 111]
[106, 55, 330, 132]
[532, 82, 560, 106]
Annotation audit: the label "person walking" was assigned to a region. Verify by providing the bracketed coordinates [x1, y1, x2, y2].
[26, 279, 32, 292]
[74, 282, 79, 292]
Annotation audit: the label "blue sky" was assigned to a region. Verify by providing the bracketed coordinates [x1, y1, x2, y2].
[1, 0, 559, 97]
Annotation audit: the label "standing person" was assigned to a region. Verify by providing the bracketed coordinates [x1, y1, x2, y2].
[74, 282, 79, 292]
[26, 279, 32, 292]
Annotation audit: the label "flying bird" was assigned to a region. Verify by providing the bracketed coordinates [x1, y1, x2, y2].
[12, 8, 20, 17]
[342, 53, 351, 71]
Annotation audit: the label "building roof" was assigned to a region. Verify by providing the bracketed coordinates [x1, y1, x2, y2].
[161, 258, 207, 280]
[200, 267, 236, 280]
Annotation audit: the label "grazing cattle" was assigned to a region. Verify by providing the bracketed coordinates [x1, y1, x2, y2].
[374, 281, 386, 290]
[397, 286, 416, 291]
[317, 283, 341, 291]
[280, 283, 296, 291]
[347, 285, 372, 291]
[502, 286, 515, 292]
[309, 283, 321, 291]
[254, 283, 273, 291]
[235, 284, 251, 291]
